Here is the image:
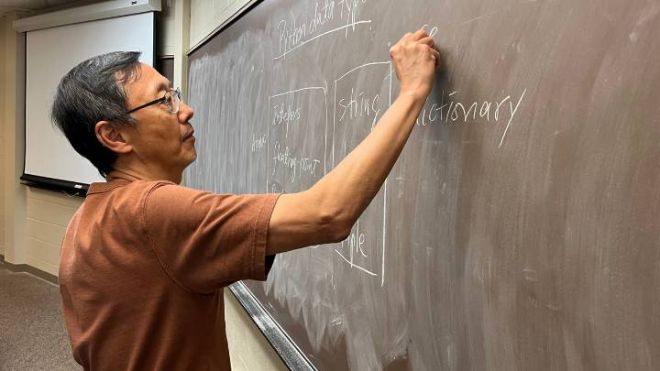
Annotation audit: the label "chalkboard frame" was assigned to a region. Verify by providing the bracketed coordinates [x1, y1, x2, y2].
[229, 282, 315, 370]
[187, 0, 261, 56]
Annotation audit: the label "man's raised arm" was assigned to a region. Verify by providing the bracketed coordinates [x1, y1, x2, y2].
[267, 29, 441, 254]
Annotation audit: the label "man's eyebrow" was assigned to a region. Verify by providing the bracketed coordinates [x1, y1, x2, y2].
[153, 80, 171, 96]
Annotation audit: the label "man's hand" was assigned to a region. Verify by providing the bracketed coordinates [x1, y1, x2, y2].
[390, 29, 441, 101]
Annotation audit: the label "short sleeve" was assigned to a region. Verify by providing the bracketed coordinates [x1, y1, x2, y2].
[142, 182, 280, 294]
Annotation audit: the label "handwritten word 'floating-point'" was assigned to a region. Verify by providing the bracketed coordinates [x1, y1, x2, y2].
[271, 141, 322, 183]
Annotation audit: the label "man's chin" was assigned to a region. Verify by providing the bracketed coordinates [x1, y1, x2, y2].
[186, 152, 197, 166]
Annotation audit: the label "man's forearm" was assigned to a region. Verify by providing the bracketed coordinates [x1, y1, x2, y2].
[310, 92, 427, 230]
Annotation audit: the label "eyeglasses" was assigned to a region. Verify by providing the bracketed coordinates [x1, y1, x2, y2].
[126, 87, 181, 114]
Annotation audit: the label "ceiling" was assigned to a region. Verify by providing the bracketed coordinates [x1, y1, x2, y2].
[0, 0, 104, 17]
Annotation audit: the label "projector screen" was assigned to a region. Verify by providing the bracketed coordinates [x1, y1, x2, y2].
[23, 12, 154, 191]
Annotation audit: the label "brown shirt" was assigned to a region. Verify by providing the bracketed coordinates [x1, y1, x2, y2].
[59, 179, 279, 370]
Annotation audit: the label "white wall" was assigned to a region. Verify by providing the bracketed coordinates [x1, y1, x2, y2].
[189, 0, 251, 49]
[2, 13, 28, 265]
[23, 188, 81, 273]
[224, 291, 288, 371]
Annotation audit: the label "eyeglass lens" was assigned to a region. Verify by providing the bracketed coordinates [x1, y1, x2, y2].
[166, 89, 181, 114]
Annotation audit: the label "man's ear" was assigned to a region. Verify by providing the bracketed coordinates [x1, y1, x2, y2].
[95, 121, 133, 154]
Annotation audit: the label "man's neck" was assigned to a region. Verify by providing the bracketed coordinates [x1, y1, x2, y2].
[107, 166, 183, 184]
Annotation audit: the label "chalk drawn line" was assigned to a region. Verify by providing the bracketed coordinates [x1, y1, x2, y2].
[498, 88, 527, 148]
[274, 20, 372, 61]
[266, 84, 330, 189]
[330, 61, 393, 284]
[335, 61, 391, 82]
[269, 86, 326, 99]
[335, 249, 378, 276]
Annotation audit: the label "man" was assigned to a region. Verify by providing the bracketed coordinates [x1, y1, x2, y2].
[54, 29, 440, 370]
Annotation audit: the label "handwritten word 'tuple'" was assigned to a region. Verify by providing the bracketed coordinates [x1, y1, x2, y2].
[341, 219, 368, 258]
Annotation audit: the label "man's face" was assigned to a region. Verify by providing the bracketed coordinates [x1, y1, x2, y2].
[121, 63, 196, 174]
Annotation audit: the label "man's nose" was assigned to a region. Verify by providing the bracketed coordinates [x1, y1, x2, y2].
[178, 101, 194, 123]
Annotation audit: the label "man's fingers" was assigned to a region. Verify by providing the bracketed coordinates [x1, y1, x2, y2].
[418, 36, 436, 47]
[395, 29, 442, 68]
[411, 28, 429, 40]
[401, 32, 414, 41]
[430, 49, 442, 67]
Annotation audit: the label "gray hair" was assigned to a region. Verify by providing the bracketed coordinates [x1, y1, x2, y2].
[51, 51, 142, 177]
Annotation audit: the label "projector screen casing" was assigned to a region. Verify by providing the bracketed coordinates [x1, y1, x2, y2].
[22, 12, 155, 193]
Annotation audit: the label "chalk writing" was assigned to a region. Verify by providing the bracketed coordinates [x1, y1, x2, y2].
[251, 133, 267, 153]
[337, 88, 381, 127]
[333, 62, 392, 164]
[498, 89, 527, 147]
[333, 194, 387, 285]
[269, 180, 284, 193]
[335, 220, 377, 276]
[275, 0, 371, 60]
[416, 89, 527, 147]
[337, 0, 369, 30]
[272, 103, 301, 138]
[272, 141, 322, 182]
[329, 62, 390, 286]
[342, 220, 367, 258]
[421, 24, 439, 38]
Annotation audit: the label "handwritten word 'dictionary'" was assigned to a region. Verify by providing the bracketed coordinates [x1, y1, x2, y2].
[417, 89, 527, 146]
[417, 89, 526, 127]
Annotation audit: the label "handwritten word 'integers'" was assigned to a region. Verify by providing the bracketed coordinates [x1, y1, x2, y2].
[251, 133, 267, 153]
[417, 89, 527, 146]
[275, 0, 371, 60]
[272, 103, 301, 138]
[337, 88, 381, 127]
[272, 141, 322, 183]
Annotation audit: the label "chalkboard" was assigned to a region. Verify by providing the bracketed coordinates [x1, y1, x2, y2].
[186, 0, 660, 369]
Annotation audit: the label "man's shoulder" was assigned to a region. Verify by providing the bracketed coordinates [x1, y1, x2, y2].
[87, 179, 176, 195]
[79, 180, 187, 220]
